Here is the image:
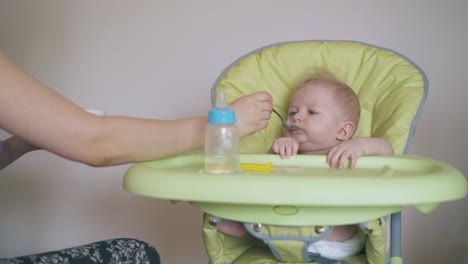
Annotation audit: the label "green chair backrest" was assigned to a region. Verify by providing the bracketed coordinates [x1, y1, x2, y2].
[211, 41, 427, 155]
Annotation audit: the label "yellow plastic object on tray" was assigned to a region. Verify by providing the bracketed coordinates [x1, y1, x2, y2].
[240, 162, 273, 172]
[240, 162, 303, 173]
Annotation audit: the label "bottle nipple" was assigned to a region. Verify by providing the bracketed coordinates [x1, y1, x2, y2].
[215, 89, 228, 109]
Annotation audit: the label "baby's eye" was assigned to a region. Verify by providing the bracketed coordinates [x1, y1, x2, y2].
[288, 111, 297, 116]
[308, 110, 318, 115]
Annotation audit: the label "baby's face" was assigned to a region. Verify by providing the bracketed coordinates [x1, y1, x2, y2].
[285, 83, 346, 153]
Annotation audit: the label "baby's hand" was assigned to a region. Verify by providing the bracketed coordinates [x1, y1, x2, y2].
[327, 139, 365, 169]
[229, 91, 273, 137]
[271, 137, 299, 159]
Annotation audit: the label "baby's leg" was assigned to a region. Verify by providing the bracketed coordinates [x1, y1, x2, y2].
[326, 224, 358, 242]
[216, 220, 247, 237]
[308, 226, 366, 259]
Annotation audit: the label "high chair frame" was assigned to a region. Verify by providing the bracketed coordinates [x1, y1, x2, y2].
[123, 40, 467, 264]
[210, 40, 430, 263]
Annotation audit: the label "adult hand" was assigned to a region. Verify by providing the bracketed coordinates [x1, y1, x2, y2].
[229, 91, 273, 137]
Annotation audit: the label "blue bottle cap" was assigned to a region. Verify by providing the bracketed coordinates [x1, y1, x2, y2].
[208, 108, 236, 124]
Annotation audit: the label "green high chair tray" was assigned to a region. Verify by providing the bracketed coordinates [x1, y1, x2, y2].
[123, 153, 466, 226]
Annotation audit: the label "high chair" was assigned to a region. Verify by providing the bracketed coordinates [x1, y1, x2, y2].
[123, 41, 467, 264]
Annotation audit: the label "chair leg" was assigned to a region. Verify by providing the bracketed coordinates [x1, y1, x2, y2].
[390, 213, 403, 264]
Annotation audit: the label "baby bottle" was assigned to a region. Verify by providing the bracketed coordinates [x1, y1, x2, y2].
[204, 89, 240, 174]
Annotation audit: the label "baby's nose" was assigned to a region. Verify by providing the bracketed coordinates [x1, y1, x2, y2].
[292, 112, 304, 122]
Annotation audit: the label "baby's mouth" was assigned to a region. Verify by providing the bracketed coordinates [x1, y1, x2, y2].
[289, 129, 302, 136]
[285, 121, 300, 131]
[285, 125, 302, 135]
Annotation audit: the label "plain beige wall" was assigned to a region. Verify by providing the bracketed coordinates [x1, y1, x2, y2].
[0, 1, 467, 263]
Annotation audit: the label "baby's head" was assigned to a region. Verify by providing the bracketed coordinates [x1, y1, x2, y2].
[285, 70, 360, 154]
[294, 70, 360, 125]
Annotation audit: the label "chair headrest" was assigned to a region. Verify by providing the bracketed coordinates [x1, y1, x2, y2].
[212, 41, 427, 154]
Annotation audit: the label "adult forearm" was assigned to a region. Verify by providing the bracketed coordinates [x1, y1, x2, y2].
[92, 116, 208, 166]
[1, 115, 208, 167]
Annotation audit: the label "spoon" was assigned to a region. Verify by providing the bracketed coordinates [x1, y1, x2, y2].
[272, 108, 299, 131]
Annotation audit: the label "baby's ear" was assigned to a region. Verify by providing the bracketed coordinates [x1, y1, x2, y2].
[337, 121, 355, 141]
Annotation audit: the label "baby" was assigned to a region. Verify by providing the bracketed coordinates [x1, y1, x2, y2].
[217, 70, 394, 260]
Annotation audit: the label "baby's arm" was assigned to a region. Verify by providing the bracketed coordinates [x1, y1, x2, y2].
[270, 137, 299, 159]
[327, 137, 394, 169]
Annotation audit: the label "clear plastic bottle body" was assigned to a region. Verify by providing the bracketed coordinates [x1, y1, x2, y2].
[204, 123, 240, 174]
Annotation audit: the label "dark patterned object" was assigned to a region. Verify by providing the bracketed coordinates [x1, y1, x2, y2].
[0, 238, 160, 264]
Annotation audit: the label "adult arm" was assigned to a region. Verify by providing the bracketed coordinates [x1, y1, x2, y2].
[0, 52, 272, 167]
